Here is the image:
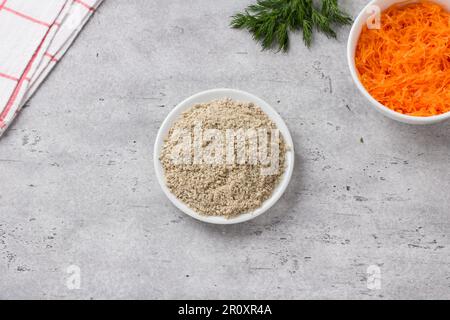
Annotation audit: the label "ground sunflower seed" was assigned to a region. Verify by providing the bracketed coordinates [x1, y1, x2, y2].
[160, 98, 286, 218]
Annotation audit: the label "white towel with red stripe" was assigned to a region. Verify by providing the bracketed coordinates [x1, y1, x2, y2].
[0, 0, 103, 137]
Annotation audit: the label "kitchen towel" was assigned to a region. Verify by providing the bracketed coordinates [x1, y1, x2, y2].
[0, 0, 103, 137]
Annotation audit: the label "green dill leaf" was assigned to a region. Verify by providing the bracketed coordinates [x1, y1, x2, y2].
[322, 0, 352, 25]
[230, 12, 249, 29]
[276, 22, 289, 52]
[302, 19, 313, 47]
[312, 7, 336, 39]
[230, 0, 352, 52]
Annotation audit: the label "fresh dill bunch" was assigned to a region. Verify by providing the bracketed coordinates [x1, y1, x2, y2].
[230, 0, 352, 51]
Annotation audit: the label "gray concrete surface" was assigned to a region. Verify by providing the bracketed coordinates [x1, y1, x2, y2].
[0, 0, 449, 300]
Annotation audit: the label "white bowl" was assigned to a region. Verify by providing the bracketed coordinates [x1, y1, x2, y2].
[347, 0, 450, 125]
[153, 89, 295, 225]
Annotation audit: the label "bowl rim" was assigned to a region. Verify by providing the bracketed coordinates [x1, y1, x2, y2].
[153, 88, 295, 225]
[347, 0, 450, 124]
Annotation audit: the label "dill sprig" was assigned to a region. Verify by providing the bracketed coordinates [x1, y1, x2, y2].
[230, 0, 352, 51]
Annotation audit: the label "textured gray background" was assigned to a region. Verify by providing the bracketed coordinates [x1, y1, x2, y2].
[0, 0, 449, 300]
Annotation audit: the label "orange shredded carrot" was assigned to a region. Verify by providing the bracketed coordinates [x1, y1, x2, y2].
[355, 1, 450, 117]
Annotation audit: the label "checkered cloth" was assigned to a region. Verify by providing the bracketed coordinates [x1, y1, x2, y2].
[0, 0, 103, 137]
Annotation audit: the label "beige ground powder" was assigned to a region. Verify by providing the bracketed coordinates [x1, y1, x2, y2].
[160, 98, 286, 218]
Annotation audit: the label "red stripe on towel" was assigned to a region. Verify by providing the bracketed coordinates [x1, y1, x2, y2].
[2, 6, 52, 27]
[45, 52, 58, 62]
[74, 0, 95, 12]
[0, 72, 19, 82]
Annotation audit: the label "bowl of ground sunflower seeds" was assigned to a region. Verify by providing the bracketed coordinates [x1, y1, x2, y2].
[154, 89, 294, 224]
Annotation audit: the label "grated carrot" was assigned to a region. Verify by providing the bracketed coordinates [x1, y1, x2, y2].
[355, 1, 450, 117]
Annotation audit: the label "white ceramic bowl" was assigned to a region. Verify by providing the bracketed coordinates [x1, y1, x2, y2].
[154, 89, 295, 225]
[347, 0, 450, 125]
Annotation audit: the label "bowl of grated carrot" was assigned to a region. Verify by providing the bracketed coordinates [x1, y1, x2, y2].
[347, 0, 450, 124]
